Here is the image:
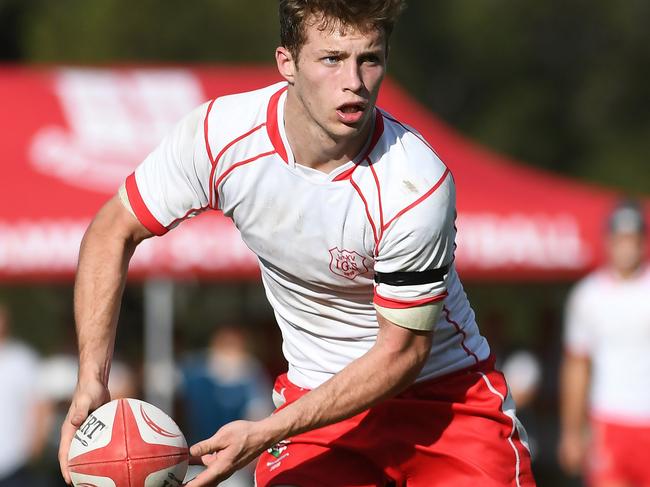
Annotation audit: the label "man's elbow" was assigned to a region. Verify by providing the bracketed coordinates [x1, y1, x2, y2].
[384, 334, 432, 384]
[84, 195, 153, 251]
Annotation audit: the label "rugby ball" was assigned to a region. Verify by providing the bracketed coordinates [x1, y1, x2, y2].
[68, 398, 189, 487]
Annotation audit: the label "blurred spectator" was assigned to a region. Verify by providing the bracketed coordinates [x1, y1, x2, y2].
[503, 350, 542, 410]
[0, 303, 48, 487]
[502, 350, 542, 458]
[559, 200, 650, 486]
[178, 325, 273, 487]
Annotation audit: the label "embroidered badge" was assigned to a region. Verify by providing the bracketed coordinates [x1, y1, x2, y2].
[329, 247, 368, 280]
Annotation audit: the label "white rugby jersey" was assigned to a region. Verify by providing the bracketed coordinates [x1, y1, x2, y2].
[125, 82, 490, 389]
[565, 266, 650, 424]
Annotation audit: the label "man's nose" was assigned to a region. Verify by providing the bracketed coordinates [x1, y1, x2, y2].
[342, 60, 363, 92]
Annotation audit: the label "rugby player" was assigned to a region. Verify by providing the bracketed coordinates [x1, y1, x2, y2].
[59, 1, 535, 485]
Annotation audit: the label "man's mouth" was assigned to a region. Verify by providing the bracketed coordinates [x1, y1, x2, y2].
[336, 102, 367, 124]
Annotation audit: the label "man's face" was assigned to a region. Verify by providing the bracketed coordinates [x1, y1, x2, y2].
[286, 18, 387, 140]
[606, 232, 646, 276]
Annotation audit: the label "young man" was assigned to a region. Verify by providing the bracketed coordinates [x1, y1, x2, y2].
[59, 1, 535, 485]
[559, 200, 650, 487]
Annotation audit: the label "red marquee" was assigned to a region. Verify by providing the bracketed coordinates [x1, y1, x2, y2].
[1, 65, 646, 281]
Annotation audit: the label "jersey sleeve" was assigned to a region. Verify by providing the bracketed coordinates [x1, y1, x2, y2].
[373, 171, 455, 312]
[124, 102, 212, 235]
[563, 282, 594, 356]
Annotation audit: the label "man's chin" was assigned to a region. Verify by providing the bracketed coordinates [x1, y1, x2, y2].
[333, 115, 372, 137]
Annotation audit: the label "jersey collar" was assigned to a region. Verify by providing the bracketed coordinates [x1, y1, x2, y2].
[266, 85, 385, 180]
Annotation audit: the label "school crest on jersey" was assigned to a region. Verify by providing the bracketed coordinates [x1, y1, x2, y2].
[328, 247, 368, 280]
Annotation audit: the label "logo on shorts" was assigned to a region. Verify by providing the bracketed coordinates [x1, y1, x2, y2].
[267, 440, 290, 459]
[266, 440, 291, 472]
[329, 247, 368, 280]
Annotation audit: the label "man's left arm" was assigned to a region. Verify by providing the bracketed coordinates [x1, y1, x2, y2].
[185, 311, 433, 486]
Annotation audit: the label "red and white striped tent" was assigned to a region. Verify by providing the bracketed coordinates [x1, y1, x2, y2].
[1, 65, 645, 283]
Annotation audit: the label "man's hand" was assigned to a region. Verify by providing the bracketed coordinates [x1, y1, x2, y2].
[58, 379, 111, 484]
[558, 352, 590, 477]
[184, 420, 271, 487]
[557, 430, 586, 476]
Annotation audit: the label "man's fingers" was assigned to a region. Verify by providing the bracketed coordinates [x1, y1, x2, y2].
[69, 394, 93, 427]
[201, 453, 219, 466]
[183, 457, 231, 487]
[59, 399, 91, 484]
[59, 389, 106, 484]
[189, 436, 225, 458]
[58, 419, 77, 484]
[188, 453, 218, 466]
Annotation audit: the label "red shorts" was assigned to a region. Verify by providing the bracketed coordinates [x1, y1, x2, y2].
[255, 358, 535, 487]
[588, 418, 650, 487]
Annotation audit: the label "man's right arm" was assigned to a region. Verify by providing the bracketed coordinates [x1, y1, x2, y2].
[558, 351, 591, 475]
[558, 283, 593, 476]
[58, 194, 153, 484]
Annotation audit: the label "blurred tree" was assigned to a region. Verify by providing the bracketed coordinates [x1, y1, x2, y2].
[390, 1, 650, 193]
[1, 0, 648, 194]
[18, 0, 277, 62]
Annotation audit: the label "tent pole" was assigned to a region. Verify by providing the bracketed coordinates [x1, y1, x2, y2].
[143, 279, 174, 414]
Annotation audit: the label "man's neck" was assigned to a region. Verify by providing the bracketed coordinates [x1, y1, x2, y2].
[611, 263, 645, 280]
[283, 92, 372, 174]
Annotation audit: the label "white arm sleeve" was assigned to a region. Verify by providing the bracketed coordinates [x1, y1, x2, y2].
[373, 172, 456, 330]
[124, 102, 212, 235]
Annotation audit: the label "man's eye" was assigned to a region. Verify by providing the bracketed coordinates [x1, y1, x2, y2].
[362, 55, 381, 65]
[323, 56, 339, 65]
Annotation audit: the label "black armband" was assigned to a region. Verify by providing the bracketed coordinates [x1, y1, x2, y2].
[374, 263, 450, 286]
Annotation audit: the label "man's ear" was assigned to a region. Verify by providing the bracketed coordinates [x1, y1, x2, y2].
[276, 46, 296, 84]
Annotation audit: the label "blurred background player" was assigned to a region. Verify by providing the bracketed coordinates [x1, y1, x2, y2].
[0, 302, 49, 487]
[178, 325, 273, 487]
[559, 200, 650, 486]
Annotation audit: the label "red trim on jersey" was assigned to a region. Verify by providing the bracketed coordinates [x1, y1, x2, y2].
[358, 109, 385, 161]
[266, 86, 289, 163]
[332, 110, 385, 182]
[332, 165, 357, 182]
[125, 173, 168, 236]
[349, 177, 378, 246]
[382, 168, 451, 231]
[442, 305, 480, 363]
[214, 150, 277, 205]
[208, 122, 266, 208]
[166, 205, 207, 230]
[204, 98, 217, 165]
[373, 289, 448, 309]
[369, 159, 384, 246]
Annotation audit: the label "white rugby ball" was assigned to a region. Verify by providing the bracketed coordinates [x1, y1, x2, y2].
[68, 398, 189, 487]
